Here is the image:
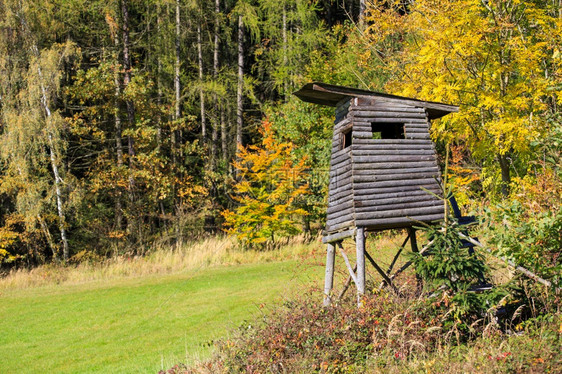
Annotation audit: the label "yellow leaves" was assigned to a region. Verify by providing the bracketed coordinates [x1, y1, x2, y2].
[223, 118, 310, 247]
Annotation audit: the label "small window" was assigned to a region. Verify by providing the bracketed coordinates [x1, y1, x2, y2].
[341, 128, 352, 149]
[371, 122, 405, 140]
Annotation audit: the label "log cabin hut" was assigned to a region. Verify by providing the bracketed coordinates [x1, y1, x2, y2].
[294, 82, 459, 306]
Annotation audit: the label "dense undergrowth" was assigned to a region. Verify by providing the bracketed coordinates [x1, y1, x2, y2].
[164, 278, 560, 374]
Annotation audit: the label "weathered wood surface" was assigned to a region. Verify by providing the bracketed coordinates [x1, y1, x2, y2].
[355, 205, 444, 220]
[322, 228, 355, 243]
[406, 133, 431, 139]
[328, 182, 353, 197]
[323, 243, 336, 306]
[353, 185, 441, 198]
[354, 167, 439, 176]
[356, 213, 444, 229]
[353, 138, 433, 145]
[352, 177, 440, 190]
[352, 149, 436, 157]
[353, 154, 436, 163]
[328, 206, 355, 220]
[328, 194, 353, 207]
[327, 210, 355, 226]
[355, 228, 366, 304]
[330, 163, 352, 176]
[326, 218, 355, 233]
[337, 241, 358, 286]
[327, 198, 353, 213]
[354, 193, 440, 207]
[329, 188, 354, 202]
[349, 111, 426, 118]
[354, 200, 443, 214]
[330, 150, 352, 167]
[353, 115, 427, 123]
[352, 172, 440, 183]
[329, 170, 352, 188]
[350, 105, 425, 113]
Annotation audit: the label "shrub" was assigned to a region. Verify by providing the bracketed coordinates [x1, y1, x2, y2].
[486, 201, 562, 290]
[222, 119, 310, 249]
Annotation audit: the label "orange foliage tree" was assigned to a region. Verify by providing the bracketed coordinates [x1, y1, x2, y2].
[222, 119, 309, 247]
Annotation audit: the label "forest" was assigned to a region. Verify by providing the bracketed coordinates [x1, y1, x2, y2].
[0, 0, 560, 281]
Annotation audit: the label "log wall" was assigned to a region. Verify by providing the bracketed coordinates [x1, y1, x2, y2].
[324, 97, 444, 234]
[350, 98, 444, 230]
[325, 99, 355, 233]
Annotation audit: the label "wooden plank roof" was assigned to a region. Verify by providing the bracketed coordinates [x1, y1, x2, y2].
[294, 82, 458, 120]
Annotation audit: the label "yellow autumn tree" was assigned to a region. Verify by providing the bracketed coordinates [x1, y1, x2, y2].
[365, 0, 561, 196]
[222, 119, 309, 248]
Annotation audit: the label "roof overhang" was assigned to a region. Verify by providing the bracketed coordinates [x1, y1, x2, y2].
[294, 82, 458, 120]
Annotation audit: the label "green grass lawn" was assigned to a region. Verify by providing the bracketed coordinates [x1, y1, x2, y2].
[0, 260, 322, 373]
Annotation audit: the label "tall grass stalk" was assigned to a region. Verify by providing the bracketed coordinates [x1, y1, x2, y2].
[0, 234, 322, 291]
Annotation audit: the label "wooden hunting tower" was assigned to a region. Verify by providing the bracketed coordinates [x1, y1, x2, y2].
[294, 82, 459, 305]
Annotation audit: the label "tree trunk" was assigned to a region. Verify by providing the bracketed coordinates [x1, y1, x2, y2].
[221, 103, 227, 164]
[31, 43, 70, 261]
[236, 14, 244, 157]
[211, 0, 220, 169]
[19, 14, 70, 261]
[156, 4, 163, 152]
[498, 153, 511, 197]
[359, 0, 366, 26]
[197, 18, 207, 142]
[121, 0, 136, 202]
[47, 132, 70, 261]
[282, 2, 288, 99]
[112, 31, 124, 231]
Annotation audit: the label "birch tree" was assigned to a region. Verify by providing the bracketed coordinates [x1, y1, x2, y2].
[0, 1, 76, 260]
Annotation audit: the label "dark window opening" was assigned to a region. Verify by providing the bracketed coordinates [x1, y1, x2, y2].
[342, 129, 352, 149]
[371, 122, 405, 139]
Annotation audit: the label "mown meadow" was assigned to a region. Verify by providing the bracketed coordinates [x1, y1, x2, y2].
[0, 238, 325, 373]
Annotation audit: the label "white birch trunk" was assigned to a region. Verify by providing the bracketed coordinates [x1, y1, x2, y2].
[236, 14, 244, 153]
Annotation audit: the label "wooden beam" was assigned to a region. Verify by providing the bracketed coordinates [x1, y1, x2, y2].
[323, 243, 336, 307]
[386, 238, 435, 284]
[378, 232, 410, 290]
[458, 233, 560, 293]
[322, 228, 355, 243]
[408, 227, 422, 291]
[336, 242, 357, 285]
[356, 227, 366, 306]
[364, 249, 400, 295]
[336, 264, 357, 303]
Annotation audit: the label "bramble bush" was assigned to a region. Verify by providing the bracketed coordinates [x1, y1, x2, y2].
[204, 287, 452, 373]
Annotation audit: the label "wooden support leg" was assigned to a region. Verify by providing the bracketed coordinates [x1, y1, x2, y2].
[355, 227, 366, 306]
[407, 227, 422, 292]
[336, 264, 357, 303]
[379, 231, 410, 290]
[323, 242, 336, 307]
[365, 250, 401, 295]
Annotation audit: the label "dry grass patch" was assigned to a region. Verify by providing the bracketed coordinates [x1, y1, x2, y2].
[0, 234, 324, 291]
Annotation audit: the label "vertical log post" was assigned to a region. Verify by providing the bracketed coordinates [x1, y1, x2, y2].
[323, 242, 336, 306]
[407, 227, 422, 292]
[355, 227, 366, 306]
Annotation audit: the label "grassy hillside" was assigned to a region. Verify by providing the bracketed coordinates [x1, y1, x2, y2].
[0, 238, 325, 373]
